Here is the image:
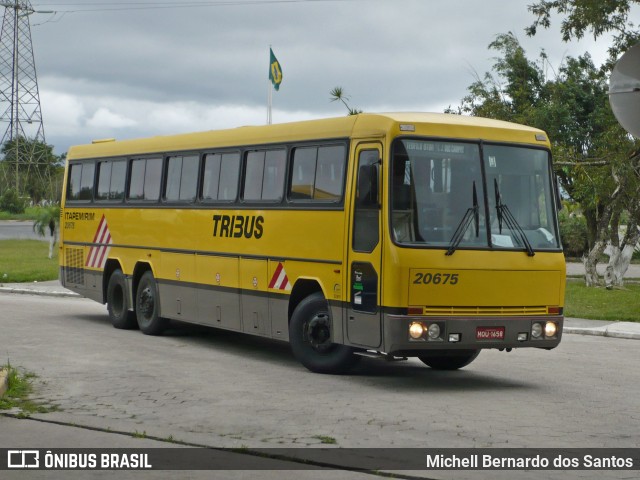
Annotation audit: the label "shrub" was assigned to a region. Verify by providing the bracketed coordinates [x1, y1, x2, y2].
[559, 211, 588, 258]
[0, 189, 26, 214]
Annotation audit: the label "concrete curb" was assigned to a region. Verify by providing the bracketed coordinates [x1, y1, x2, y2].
[564, 325, 640, 341]
[0, 286, 80, 298]
[0, 368, 8, 397]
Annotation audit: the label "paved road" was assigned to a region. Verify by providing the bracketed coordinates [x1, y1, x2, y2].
[1, 293, 639, 479]
[0, 220, 46, 241]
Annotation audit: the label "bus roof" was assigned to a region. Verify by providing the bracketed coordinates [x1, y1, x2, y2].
[67, 112, 548, 160]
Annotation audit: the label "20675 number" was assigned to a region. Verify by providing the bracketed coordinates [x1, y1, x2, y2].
[413, 272, 459, 285]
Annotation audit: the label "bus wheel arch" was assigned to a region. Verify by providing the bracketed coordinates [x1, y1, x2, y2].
[105, 265, 137, 330]
[288, 279, 324, 323]
[288, 291, 360, 374]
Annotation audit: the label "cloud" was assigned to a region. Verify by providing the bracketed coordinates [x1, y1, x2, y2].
[87, 107, 137, 129]
[24, 0, 640, 154]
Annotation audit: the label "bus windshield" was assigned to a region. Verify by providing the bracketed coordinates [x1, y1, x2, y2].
[391, 139, 560, 252]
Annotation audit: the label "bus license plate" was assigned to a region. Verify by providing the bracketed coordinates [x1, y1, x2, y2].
[476, 327, 505, 340]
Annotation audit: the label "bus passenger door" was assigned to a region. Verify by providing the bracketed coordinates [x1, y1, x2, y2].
[346, 143, 383, 348]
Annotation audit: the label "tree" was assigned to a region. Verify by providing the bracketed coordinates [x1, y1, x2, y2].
[452, 32, 639, 286]
[526, 0, 640, 286]
[0, 137, 63, 203]
[527, 0, 640, 68]
[33, 205, 60, 259]
[329, 87, 362, 116]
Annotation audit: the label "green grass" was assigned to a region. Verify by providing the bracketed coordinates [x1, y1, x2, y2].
[565, 280, 640, 322]
[313, 435, 337, 445]
[0, 363, 58, 415]
[0, 206, 45, 221]
[0, 239, 59, 283]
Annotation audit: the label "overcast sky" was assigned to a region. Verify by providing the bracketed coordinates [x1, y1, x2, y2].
[17, 0, 640, 154]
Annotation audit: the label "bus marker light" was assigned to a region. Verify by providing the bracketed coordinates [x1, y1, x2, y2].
[545, 321, 558, 338]
[448, 333, 460, 343]
[531, 322, 543, 339]
[409, 322, 424, 339]
[548, 306, 561, 315]
[517, 333, 528, 342]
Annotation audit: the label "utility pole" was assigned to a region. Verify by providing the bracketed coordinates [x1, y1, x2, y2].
[0, 0, 52, 201]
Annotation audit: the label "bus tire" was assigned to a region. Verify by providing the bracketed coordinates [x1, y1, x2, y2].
[418, 350, 480, 370]
[289, 292, 360, 374]
[135, 271, 168, 335]
[106, 269, 137, 329]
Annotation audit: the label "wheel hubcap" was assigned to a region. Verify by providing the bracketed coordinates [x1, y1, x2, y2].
[139, 287, 154, 319]
[306, 313, 331, 351]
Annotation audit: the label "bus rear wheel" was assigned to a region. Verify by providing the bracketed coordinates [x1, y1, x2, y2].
[135, 271, 168, 335]
[106, 269, 137, 329]
[289, 293, 360, 374]
[418, 350, 480, 370]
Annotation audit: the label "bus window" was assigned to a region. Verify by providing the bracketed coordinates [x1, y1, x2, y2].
[67, 162, 95, 201]
[290, 147, 316, 200]
[96, 161, 112, 201]
[128, 158, 162, 201]
[391, 139, 486, 247]
[484, 145, 559, 249]
[96, 160, 126, 201]
[242, 149, 286, 202]
[353, 149, 380, 252]
[290, 145, 346, 202]
[165, 155, 199, 202]
[315, 145, 345, 200]
[202, 152, 240, 202]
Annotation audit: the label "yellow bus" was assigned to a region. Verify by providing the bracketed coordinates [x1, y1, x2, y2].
[59, 112, 565, 374]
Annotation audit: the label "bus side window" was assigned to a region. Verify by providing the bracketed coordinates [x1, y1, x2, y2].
[289, 144, 345, 202]
[242, 149, 286, 202]
[128, 158, 162, 201]
[202, 152, 240, 202]
[165, 155, 199, 202]
[67, 162, 95, 201]
[315, 145, 345, 201]
[353, 150, 380, 252]
[96, 160, 126, 201]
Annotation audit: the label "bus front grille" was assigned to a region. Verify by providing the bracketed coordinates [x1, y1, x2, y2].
[421, 306, 550, 316]
[64, 247, 85, 285]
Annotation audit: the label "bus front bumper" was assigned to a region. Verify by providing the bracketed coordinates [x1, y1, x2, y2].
[383, 314, 563, 357]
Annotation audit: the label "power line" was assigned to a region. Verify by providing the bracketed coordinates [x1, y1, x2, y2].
[32, 0, 366, 13]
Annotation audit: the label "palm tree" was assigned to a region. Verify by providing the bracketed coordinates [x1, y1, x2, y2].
[330, 86, 363, 115]
[33, 205, 60, 259]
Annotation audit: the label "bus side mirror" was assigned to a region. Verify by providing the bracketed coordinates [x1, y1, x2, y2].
[357, 164, 379, 207]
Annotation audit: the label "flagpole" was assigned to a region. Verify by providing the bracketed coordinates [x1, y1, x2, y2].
[267, 78, 272, 125]
[267, 45, 272, 125]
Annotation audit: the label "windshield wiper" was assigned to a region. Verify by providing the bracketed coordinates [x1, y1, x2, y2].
[446, 182, 479, 256]
[494, 179, 535, 256]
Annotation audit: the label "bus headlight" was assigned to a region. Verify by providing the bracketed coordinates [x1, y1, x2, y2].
[409, 322, 424, 339]
[531, 322, 543, 339]
[545, 321, 558, 338]
[427, 323, 441, 340]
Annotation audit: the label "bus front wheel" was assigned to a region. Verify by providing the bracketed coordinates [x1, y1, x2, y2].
[135, 271, 168, 335]
[106, 269, 137, 329]
[289, 293, 360, 374]
[418, 350, 480, 370]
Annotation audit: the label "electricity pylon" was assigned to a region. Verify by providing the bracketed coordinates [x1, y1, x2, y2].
[0, 0, 53, 202]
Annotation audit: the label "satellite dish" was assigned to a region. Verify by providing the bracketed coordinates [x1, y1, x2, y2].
[609, 43, 640, 138]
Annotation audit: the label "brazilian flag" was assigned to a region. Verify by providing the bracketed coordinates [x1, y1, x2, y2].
[269, 48, 283, 91]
